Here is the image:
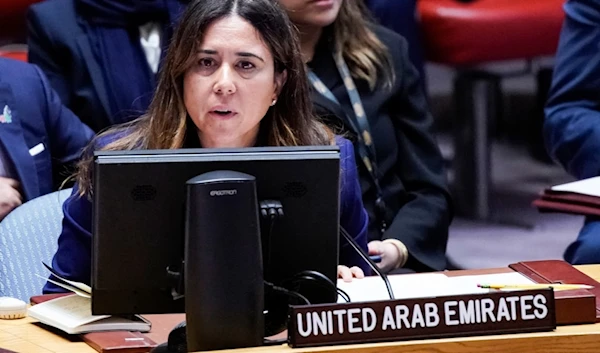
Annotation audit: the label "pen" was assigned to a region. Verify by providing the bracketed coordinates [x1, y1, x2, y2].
[369, 255, 382, 263]
[477, 283, 594, 290]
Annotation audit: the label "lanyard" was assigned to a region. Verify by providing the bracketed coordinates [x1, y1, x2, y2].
[308, 53, 388, 233]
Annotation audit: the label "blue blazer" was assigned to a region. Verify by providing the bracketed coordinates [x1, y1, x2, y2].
[0, 58, 93, 202]
[44, 137, 369, 293]
[545, 0, 600, 180]
[27, 0, 115, 132]
[544, 0, 600, 265]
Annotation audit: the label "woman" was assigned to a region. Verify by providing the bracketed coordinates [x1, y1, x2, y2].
[278, 0, 452, 273]
[44, 0, 368, 293]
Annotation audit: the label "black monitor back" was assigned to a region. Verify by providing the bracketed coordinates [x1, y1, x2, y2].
[91, 146, 340, 315]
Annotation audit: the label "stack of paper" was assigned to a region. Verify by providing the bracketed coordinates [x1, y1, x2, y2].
[28, 263, 150, 335]
[28, 295, 150, 334]
[337, 272, 536, 303]
[532, 176, 600, 217]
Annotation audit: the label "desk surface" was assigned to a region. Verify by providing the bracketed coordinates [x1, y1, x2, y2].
[2, 265, 600, 353]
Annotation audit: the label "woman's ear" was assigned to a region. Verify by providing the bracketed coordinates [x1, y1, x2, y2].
[273, 69, 288, 97]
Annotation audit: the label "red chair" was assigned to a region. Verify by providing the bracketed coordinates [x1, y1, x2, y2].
[0, 0, 43, 45]
[418, 0, 565, 220]
[0, 47, 28, 62]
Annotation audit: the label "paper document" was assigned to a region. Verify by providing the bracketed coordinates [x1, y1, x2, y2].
[41, 262, 92, 297]
[337, 272, 535, 303]
[29, 295, 108, 329]
[27, 295, 151, 335]
[551, 176, 600, 198]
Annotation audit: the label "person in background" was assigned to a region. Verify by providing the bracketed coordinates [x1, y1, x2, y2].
[44, 0, 370, 294]
[0, 58, 93, 221]
[27, 0, 188, 132]
[545, 0, 600, 264]
[365, 0, 426, 89]
[278, 0, 452, 273]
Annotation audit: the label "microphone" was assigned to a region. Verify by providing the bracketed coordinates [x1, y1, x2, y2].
[339, 227, 395, 300]
[149, 321, 187, 353]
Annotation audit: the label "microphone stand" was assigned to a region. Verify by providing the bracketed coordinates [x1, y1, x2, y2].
[340, 227, 395, 300]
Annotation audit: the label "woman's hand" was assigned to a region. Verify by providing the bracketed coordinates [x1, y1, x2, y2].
[368, 240, 404, 272]
[337, 265, 364, 282]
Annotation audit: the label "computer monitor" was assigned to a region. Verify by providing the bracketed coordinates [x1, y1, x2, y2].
[90, 146, 341, 330]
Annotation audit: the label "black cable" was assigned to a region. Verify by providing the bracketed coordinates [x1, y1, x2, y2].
[264, 280, 310, 305]
[288, 270, 340, 302]
[259, 200, 283, 279]
[292, 270, 336, 289]
[337, 288, 351, 302]
[340, 226, 395, 300]
[267, 214, 275, 275]
[258, 201, 358, 304]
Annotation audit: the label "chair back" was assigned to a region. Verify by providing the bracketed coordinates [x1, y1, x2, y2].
[0, 188, 72, 301]
[0, 44, 28, 62]
[0, 0, 44, 45]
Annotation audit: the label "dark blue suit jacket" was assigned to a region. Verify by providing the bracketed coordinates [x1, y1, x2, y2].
[545, 0, 600, 180]
[27, 0, 114, 132]
[365, 0, 425, 88]
[0, 58, 93, 202]
[44, 137, 369, 293]
[544, 0, 600, 265]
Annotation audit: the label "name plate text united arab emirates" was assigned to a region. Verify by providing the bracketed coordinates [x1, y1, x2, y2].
[288, 289, 556, 347]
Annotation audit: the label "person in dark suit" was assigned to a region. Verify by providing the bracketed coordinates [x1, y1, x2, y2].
[44, 0, 370, 293]
[0, 58, 94, 221]
[278, 0, 453, 273]
[27, 0, 188, 132]
[545, 0, 600, 264]
[365, 0, 426, 89]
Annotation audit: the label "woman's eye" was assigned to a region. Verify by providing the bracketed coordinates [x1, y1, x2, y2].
[238, 61, 255, 70]
[198, 58, 215, 67]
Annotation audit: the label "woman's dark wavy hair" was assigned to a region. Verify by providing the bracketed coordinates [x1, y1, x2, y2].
[331, 1, 394, 90]
[75, 0, 333, 195]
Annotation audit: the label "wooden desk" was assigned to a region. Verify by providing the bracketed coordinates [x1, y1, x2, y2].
[2, 265, 600, 353]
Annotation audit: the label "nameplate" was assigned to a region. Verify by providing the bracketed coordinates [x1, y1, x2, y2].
[288, 289, 556, 347]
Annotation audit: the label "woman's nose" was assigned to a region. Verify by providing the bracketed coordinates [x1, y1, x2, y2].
[213, 65, 236, 95]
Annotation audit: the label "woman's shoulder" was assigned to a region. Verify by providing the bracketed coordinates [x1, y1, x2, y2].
[89, 125, 137, 151]
[334, 136, 357, 166]
[369, 23, 407, 54]
[334, 135, 353, 152]
[94, 130, 125, 148]
[367, 24, 413, 89]
[29, 0, 80, 37]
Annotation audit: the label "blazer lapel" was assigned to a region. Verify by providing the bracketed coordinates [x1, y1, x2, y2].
[76, 35, 111, 123]
[311, 90, 359, 141]
[0, 83, 40, 201]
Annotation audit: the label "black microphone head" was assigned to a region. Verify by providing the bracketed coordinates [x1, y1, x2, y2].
[149, 321, 187, 353]
[149, 343, 170, 353]
[167, 321, 188, 353]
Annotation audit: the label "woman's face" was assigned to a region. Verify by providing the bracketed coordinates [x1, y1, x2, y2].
[277, 0, 343, 28]
[184, 15, 286, 148]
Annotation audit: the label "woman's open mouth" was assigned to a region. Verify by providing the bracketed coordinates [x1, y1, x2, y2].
[210, 109, 237, 118]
